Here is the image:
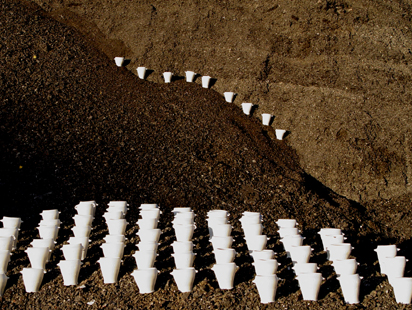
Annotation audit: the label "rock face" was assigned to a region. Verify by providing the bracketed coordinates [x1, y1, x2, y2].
[32, 0, 412, 203]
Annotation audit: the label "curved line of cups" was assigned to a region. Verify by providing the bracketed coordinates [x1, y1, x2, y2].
[113, 57, 287, 140]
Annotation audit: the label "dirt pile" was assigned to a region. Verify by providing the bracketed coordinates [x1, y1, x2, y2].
[32, 0, 412, 204]
[0, 0, 411, 309]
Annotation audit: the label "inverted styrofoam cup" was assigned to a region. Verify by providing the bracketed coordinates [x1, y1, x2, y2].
[0, 273, 8, 297]
[103, 211, 125, 221]
[278, 227, 299, 238]
[242, 224, 263, 238]
[174, 211, 195, 222]
[58, 259, 82, 286]
[297, 273, 322, 301]
[39, 219, 61, 228]
[140, 203, 159, 210]
[132, 268, 158, 294]
[328, 243, 352, 261]
[172, 241, 194, 254]
[71, 225, 91, 238]
[172, 252, 196, 269]
[172, 267, 197, 293]
[185, 71, 196, 82]
[202, 76, 211, 88]
[223, 92, 235, 103]
[137, 218, 158, 230]
[174, 224, 195, 242]
[290, 245, 312, 264]
[137, 67, 147, 79]
[101, 242, 125, 258]
[133, 250, 157, 269]
[0, 250, 11, 273]
[253, 275, 278, 304]
[75, 203, 95, 216]
[98, 257, 121, 284]
[0, 228, 19, 249]
[332, 259, 358, 275]
[68, 237, 89, 260]
[163, 72, 173, 83]
[212, 263, 238, 290]
[210, 224, 232, 238]
[207, 210, 229, 218]
[107, 204, 129, 215]
[338, 274, 361, 304]
[261, 113, 272, 126]
[276, 219, 297, 228]
[322, 234, 345, 251]
[21, 268, 45, 293]
[106, 219, 128, 235]
[253, 259, 279, 276]
[293, 263, 318, 275]
[137, 241, 159, 253]
[31, 238, 55, 260]
[61, 243, 83, 261]
[241, 103, 253, 115]
[239, 216, 261, 226]
[104, 234, 126, 244]
[375, 245, 398, 274]
[384, 256, 407, 284]
[137, 229, 161, 243]
[1, 216, 22, 229]
[214, 248, 236, 264]
[140, 209, 161, 221]
[280, 235, 304, 253]
[210, 236, 233, 251]
[246, 235, 268, 252]
[25, 246, 50, 269]
[250, 249, 275, 261]
[0, 236, 13, 251]
[391, 277, 412, 304]
[73, 215, 94, 227]
[172, 207, 192, 215]
[40, 209, 60, 220]
[114, 57, 124, 67]
[275, 129, 287, 140]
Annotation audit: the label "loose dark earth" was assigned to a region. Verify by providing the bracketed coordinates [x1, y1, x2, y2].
[0, 0, 411, 309]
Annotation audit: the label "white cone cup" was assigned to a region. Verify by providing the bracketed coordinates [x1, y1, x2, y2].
[276, 219, 297, 228]
[293, 263, 318, 275]
[71, 225, 91, 238]
[0, 236, 13, 251]
[241, 103, 253, 115]
[319, 228, 342, 245]
[21, 268, 45, 293]
[185, 71, 196, 82]
[223, 92, 235, 103]
[172, 268, 196, 293]
[290, 245, 312, 264]
[31, 238, 55, 260]
[275, 129, 287, 140]
[253, 259, 279, 276]
[108, 200, 128, 207]
[137, 67, 147, 79]
[0, 228, 19, 249]
[250, 250, 275, 261]
[297, 273, 322, 301]
[77, 200, 97, 209]
[114, 57, 124, 67]
[140, 203, 159, 210]
[26, 247, 50, 269]
[214, 248, 236, 264]
[207, 218, 228, 237]
[107, 204, 129, 215]
[383, 256, 407, 283]
[280, 235, 304, 253]
[208, 210, 229, 218]
[172, 241, 194, 254]
[133, 251, 157, 269]
[322, 234, 345, 251]
[332, 259, 358, 275]
[174, 211, 195, 221]
[338, 274, 361, 304]
[98, 257, 121, 284]
[262, 113, 272, 126]
[0, 250, 11, 273]
[172, 217, 194, 226]
[106, 219, 128, 235]
[212, 263, 238, 290]
[246, 235, 268, 252]
[174, 224, 195, 242]
[73, 215, 94, 227]
[75, 203, 95, 216]
[104, 234, 126, 244]
[172, 252, 195, 269]
[101, 242, 125, 258]
[278, 227, 299, 238]
[1, 216, 22, 229]
[40, 209, 60, 220]
[328, 243, 352, 261]
[68, 237, 89, 260]
[137, 218, 158, 230]
[103, 211, 125, 221]
[391, 277, 412, 304]
[242, 211, 261, 217]
[58, 259, 82, 286]
[210, 236, 233, 251]
[39, 219, 61, 228]
[243, 224, 263, 238]
[253, 275, 278, 304]
[202, 75, 211, 88]
[137, 241, 159, 253]
[172, 207, 192, 215]
[0, 273, 8, 297]
[240, 216, 261, 226]
[210, 224, 232, 237]
[132, 268, 158, 293]
[375, 245, 398, 274]
[137, 229, 161, 243]
[62, 243, 83, 261]
[140, 209, 161, 221]
[163, 72, 173, 83]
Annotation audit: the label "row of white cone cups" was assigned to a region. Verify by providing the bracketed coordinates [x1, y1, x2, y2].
[132, 203, 160, 293]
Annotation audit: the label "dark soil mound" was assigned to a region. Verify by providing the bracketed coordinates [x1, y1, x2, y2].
[0, 1, 410, 309]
